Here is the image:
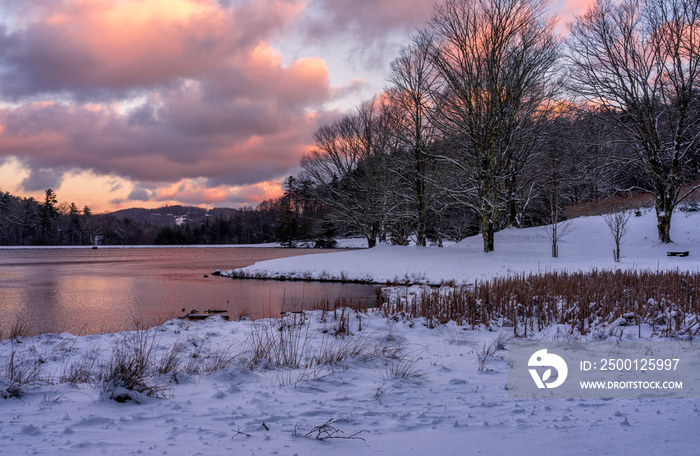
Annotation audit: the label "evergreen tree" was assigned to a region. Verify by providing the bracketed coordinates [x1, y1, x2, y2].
[276, 176, 299, 247]
[39, 189, 59, 243]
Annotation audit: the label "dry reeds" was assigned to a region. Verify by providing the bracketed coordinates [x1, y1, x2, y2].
[383, 270, 700, 337]
[246, 311, 400, 371]
[1, 345, 43, 398]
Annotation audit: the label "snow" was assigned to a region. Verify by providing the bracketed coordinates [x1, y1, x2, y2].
[222, 209, 700, 284]
[2, 313, 699, 455]
[2, 209, 700, 455]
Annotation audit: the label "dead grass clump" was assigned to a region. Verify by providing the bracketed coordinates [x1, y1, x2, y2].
[156, 340, 186, 375]
[201, 342, 241, 373]
[98, 328, 168, 402]
[247, 313, 311, 369]
[246, 311, 400, 372]
[476, 333, 510, 372]
[1, 345, 43, 398]
[60, 347, 101, 384]
[311, 296, 372, 315]
[380, 355, 424, 381]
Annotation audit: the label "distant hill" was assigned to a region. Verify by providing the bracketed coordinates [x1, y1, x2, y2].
[110, 205, 241, 226]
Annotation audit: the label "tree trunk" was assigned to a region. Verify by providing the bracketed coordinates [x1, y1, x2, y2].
[481, 213, 494, 252]
[415, 180, 426, 247]
[507, 198, 518, 228]
[655, 195, 673, 243]
[368, 221, 381, 248]
[656, 213, 672, 244]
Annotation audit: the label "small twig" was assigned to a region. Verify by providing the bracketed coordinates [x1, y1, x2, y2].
[231, 429, 250, 439]
[305, 418, 368, 441]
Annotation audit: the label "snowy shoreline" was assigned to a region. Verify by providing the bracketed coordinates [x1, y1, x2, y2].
[220, 211, 700, 285]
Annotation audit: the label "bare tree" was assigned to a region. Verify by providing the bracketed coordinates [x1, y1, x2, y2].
[301, 98, 397, 248]
[424, 0, 560, 252]
[387, 35, 439, 246]
[567, 0, 700, 243]
[540, 113, 574, 257]
[603, 210, 631, 261]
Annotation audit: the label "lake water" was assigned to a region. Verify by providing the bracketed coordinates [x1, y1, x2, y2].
[0, 247, 377, 337]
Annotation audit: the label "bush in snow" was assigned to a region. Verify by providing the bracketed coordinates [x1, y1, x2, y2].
[98, 328, 168, 403]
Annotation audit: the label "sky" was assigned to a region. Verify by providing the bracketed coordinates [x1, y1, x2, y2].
[0, 0, 592, 213]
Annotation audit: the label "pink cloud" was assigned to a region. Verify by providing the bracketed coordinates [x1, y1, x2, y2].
[0, 0, 333, 207]
[130, 179, 284, 206]
[551, 0, 599, 27]
[0, 0, 307, 100]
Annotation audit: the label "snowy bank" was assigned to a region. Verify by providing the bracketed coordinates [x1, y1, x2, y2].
[1, 311, 699, 455]
[221, 210, 700, 284]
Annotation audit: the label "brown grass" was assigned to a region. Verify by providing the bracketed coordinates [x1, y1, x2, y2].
[565, 193, 653, 218]
[98, 327, 169, 402]
[565, 180, 700, 219]
[383, 270, 700, 337]
[3, 314, 32, 341]
[246, 311, 400, 371]
[1, 345, 43, 398]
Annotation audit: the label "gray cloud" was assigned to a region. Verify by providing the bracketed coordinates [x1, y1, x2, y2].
[20, 167, 65, 192]
[126, 187, 152, 202]
[304, 0, 434, 42]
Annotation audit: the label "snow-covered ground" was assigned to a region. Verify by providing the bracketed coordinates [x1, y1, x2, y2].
[3, 209, 700, 455]
[222, 209, 700, 284]
[2, 312, 699, 456]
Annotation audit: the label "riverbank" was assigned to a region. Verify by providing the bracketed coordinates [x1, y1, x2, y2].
[220, 210, 700, 285]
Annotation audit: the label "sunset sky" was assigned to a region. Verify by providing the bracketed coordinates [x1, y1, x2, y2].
[0, 0, 591, 213]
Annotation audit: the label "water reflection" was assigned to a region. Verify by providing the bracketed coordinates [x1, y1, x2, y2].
[0, 247, 376, 336]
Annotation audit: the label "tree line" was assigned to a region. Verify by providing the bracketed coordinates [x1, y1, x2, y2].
[0, 189, 286, 246]
[289, 0, 700, 251]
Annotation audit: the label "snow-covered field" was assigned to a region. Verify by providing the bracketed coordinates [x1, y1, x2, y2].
[222, 209, 700, 284]
[2, 209, 700, 455]
[2, 312, 699, 456]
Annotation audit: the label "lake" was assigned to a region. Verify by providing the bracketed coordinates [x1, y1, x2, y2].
[0, 247, 377, 337]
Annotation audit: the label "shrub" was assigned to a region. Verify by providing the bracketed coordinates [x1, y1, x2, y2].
[98, 329, 168, 402]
